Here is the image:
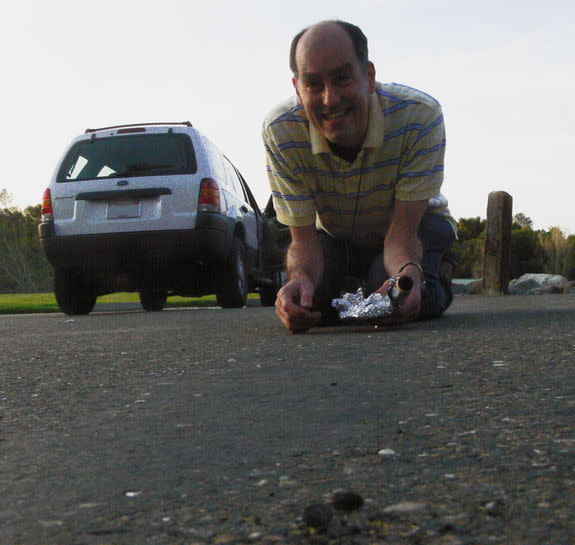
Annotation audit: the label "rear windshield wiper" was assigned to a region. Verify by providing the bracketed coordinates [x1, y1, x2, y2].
[117, 163, 179, 176]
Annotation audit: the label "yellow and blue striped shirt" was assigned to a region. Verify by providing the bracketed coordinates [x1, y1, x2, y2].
[263, 82, 455, 247]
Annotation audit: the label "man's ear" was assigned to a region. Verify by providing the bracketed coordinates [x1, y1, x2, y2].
[367, 62, 376, 94]
[292, 77, 303, 106]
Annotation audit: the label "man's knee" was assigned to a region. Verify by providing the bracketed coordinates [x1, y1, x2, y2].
[418, 274, 453, 320]
[419, 214, 456, 276]
[419, 214, 456, 253]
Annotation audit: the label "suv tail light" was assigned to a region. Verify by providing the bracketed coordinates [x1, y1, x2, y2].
[41, 188, 54, 221]
[198, 178, 221, 212]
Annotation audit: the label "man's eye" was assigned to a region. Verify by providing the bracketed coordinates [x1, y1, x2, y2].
[336, 74, 351, 83]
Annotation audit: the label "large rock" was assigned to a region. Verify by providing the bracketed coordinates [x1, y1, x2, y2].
[508, 273, 571, 295]
[452, 279, 483, 295]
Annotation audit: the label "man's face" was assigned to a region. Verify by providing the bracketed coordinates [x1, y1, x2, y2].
[293, 25, 376, 150]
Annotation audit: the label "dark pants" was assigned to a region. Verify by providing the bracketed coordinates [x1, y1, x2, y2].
[313, 213, 457, 321]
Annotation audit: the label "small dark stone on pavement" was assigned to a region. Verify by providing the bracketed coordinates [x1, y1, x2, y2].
[332, 490, 365, 511]
[87, 527, 130, 536]
[303, 503, 334, 531]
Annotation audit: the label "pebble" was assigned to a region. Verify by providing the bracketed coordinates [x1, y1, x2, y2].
[382, 501, 427, 515]
[124, 490, 143, 498]
[38, 520, 64, 527]
[483, 499, 506, 517]
[214, 534, 236, 544]
[378, 448, 397, 456]
[331, 489, 365, 511]
[302, 503, 333, 530]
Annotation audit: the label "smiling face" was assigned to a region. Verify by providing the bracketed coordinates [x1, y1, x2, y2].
[293, 23, 376, 150]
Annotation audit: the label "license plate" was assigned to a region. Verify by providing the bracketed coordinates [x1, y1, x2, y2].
[106, 200, 142, 219]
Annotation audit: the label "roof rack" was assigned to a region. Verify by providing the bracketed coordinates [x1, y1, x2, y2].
[85, 121, 193, 133]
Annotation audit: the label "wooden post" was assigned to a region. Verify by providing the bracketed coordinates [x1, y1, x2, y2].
[483, 191, 513, 295]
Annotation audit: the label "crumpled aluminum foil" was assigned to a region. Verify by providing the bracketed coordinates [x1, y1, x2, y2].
[332, 288, 394, 320]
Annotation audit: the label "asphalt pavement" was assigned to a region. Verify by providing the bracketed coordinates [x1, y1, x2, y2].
[0, 294, 574, 545]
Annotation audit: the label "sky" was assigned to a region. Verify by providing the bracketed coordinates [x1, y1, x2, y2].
[2, 0, 574, 232]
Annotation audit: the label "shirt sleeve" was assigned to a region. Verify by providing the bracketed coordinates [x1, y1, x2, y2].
[262, 122, 317, 227]
[395, 102, 446, 202]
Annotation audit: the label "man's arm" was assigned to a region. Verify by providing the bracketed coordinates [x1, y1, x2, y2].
[384, 98, 448, 321]
[377, 199, 428, 321]
[275, 225, 323, 333]
[262, 119, 321, 332]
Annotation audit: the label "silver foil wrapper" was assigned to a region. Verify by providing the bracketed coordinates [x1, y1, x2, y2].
[332, 288, 394, 320]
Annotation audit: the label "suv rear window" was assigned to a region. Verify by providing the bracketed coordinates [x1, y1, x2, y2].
[57, 133, 197, 182]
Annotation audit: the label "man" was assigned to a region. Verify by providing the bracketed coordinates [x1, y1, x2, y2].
[263, 20, 456, 333]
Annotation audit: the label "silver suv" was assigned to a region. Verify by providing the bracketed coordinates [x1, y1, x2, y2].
[39, 122, 283, 314]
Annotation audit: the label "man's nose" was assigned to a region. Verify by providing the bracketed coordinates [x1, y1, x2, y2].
[322, 84, 339, 108]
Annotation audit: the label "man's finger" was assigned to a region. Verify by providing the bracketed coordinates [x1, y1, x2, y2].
[288, 309, 322, 334]
[299, 291, 314, 309]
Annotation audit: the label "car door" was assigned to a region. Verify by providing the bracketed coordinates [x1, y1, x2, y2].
[223, 157, 259, 255]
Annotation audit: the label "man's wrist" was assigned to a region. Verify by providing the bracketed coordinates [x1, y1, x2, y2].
[394, 262, 426, 289]
[287, 270, 315, 286]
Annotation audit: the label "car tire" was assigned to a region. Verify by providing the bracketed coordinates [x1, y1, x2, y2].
[259, 270, 284, 307]
[54, 268, 97, 315]
[139, 289, 167, 312]
[216, 237, 248, 308]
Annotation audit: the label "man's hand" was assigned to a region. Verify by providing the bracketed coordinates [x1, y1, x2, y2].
[377, 273, 422, 322]
[274, 225, 324, 333]
[378, 199, 428, 323]
[275, 275, 322, 333]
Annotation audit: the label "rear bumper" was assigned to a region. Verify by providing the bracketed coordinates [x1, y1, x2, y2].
[39, 213, 235, 270]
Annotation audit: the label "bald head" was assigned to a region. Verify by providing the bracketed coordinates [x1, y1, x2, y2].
[290, 20, 369, 77]
[288, 20, 376, 150]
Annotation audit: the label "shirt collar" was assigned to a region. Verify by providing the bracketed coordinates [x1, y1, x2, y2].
[310, 92, 385, 155]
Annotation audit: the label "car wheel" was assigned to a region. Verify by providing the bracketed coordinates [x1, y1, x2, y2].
[259, 270, 284, 307]
[139, 289, 167, 311]
[216, 237, 248, 308]
[54, 268, 97, 315]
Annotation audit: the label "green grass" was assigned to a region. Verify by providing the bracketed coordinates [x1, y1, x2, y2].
[0, 293, 61, 314]
[0, 292, 261, 314]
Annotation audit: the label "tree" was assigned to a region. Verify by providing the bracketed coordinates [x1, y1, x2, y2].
[0, 195, 52, 293]
[510, 227, 545, 278]
[0, 210, 36, 292]
[513, 212, 533, 229]
[0, 189, 12, 208]
[539, 227, 570, 276]
[451, 215, 551, 279]
[457, 216, 486, 241]
[452, 217, 486, 278]
[564, 235, 575, 279]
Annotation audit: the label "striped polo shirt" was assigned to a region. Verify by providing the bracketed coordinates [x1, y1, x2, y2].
[263, 82, 455, 247]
